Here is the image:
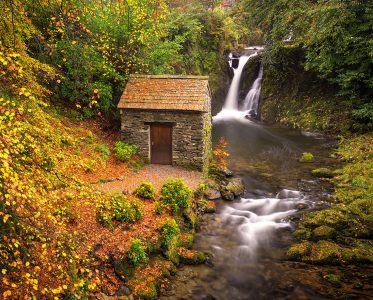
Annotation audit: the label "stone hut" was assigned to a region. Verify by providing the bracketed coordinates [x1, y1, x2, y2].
[117, 75, 212, 171]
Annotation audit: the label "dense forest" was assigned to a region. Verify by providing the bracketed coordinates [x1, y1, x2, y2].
[0, 0, 372, 299]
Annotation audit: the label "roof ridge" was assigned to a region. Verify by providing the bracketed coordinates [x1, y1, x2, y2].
[130, 74, 209, 80]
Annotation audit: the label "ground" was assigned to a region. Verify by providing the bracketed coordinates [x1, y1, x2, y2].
[64, 119, 202, 298]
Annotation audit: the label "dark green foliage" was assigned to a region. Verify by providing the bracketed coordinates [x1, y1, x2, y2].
[127, 239, 148, 266]
[134, 182, 156, 200]
[160, 178, 192, 215]
[114, 141, 137, 161]
[236, 0, 373, 129]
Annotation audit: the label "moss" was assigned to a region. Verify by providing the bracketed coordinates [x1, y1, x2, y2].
[311, 168, 335, 178]
[137, 282, 157, 300]
[312, 225, 336, 240]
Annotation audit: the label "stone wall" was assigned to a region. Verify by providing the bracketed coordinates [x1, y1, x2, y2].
[120, 109, 211, 171]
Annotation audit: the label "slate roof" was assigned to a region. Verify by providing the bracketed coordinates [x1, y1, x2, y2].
[117, 75, 210, 112]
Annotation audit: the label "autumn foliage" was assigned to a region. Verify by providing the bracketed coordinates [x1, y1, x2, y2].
[212, 137, 230, 169]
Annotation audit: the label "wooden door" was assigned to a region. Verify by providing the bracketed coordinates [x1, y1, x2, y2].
[150, 124, 172, 165]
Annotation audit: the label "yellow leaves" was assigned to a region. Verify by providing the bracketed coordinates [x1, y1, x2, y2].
[2, 269, 7, 274]
[71, 40, 77, 45]
[3, 214, 10, 223]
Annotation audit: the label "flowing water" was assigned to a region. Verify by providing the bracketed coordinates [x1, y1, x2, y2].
[160, 53, 339, 300]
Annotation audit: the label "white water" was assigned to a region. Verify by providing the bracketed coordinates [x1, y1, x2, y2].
[214, 50, 264, 121]
[224, 53, 258, 110]
[219, 189, 313, 259]
[242, 65, 263, 115]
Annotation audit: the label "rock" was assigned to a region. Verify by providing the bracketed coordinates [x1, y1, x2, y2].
[116, 284, 131, 296]
[224, 177, 245, 197]
[295, 203, 309, 210]
[205, 188, 221, 200]
[223, 168, 234, 177]
[96, 293, 110, 300]
[221, 190, 235, 201]
[311, 168, 335, 178]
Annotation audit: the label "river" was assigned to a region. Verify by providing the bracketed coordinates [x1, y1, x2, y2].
[160, 51, 341, 299]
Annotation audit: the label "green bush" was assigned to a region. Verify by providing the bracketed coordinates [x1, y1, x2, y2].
[96, 195, 143, 227]
[160, 178, 191, 214]
[135, 182, 156, 200]
[112, 195, 143, 222]
[127, 239, 148, 266]
[114, 141, 137, 161]
[95, 143, 110, 160]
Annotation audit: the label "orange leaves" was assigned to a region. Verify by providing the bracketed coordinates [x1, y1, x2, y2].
[213, 137, 230, 169]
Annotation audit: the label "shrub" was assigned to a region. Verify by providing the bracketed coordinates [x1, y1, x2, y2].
[96, 195, 143, 227]
[114, 141, 137, 161]
[96, 199, 113, 228]
[95, 143, 110, 160]
[135, 182, 156, 200]
[300, 152, 314, 162]
[112, 195, 143, 222]
[127, 239, 148, 266]
[160, 178, 191, 214]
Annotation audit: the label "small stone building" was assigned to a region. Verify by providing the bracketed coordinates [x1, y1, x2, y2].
[117, 75, 212, 171]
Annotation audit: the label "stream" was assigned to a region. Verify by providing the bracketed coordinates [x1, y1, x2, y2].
[160, 51, 342, 299]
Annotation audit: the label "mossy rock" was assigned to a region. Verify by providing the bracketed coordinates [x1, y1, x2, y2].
[112, 259, 135, 281]
[311, 168, 335, 178]
[179, 233, 194, 249]
[221, 177, 244, 200]
[312, 225, 336, 240]
[137, 282, 157, 300]
[299, 152, 314, 162]
[183, 207, 199, 230]
[323, 274, 341, 287]
[308, 241, 343, 264]
[287, 241, 312, 260]
[177, 247, 208, 265]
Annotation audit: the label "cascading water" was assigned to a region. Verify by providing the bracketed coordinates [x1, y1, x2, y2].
[242, 64, 263, 117]
[223, 53, 258, 110]
[161, 47, 334, 300]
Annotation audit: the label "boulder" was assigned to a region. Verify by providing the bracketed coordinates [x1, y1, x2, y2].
[205, 188, 221, 200]
[224, 177, 245, 197]
[221, 190, 235, 201]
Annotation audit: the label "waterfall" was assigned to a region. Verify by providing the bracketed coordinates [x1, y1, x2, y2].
[242, 65, 263, 117]
[223, 53, 258, 110]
